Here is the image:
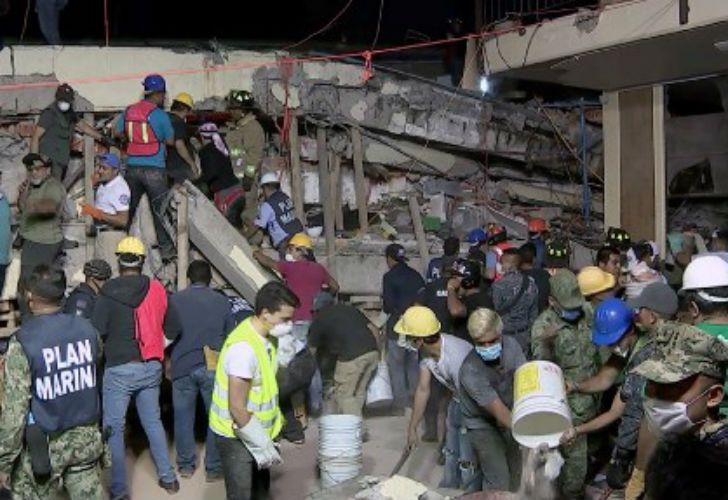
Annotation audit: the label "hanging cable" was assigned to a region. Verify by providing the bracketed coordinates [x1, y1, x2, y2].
[283, 0, 355, 51]
[20, 0, 31, 41]
[370, 0, 384, 50]
[103, 0, 110, 46]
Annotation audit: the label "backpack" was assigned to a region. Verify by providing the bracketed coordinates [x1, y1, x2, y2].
[125, 100, 161, 157]
[134, 279, 167, 361]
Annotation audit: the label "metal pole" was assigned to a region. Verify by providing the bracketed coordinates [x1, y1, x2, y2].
[580, 98, 591, 227]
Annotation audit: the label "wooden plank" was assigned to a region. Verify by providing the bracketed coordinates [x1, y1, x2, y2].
[176, 189, 189, 291]
[351, 128, 369, 233]
[408, 194, 429, 275]
[653, 85, 666, 257]
[83, 113, 95, 260]
[331, 153, 344, 231]
[317, 129, 336, 271]
[289, 115, 305, 222]
[603, 91, 621, 229]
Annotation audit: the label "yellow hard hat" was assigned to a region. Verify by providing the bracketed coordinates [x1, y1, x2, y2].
[173, 92, 194, 109]
[394, 306, 441, 337]
[577, 266, 616, 296]
[115, 236, 146, 257]
[289, 233, 313, 250]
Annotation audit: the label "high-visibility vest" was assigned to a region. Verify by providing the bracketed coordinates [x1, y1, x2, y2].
[209, 318, 283, 439]
[124, 100, 161, 157]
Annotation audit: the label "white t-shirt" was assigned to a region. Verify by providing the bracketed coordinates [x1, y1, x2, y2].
[95, 174, 130, 216]
[223, 339, 275, 390]
[420, 333, 473, 398]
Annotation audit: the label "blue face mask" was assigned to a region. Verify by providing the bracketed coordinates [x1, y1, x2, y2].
[560, 308, 583, 322]
[476, 343, 502, 362]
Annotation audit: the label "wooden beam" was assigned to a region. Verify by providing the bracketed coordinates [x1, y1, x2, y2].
[176, 188, 189, 291]
[83, 113, 95, 260]
[653, 85, 666, 257]
[408, 194, 429, 275]
[331, 153, 344, 231]
[602, 91, 621, 229]
[289, 115, 305, 222]
[317, 128, 336, 270]
[351, 128, 369, 233]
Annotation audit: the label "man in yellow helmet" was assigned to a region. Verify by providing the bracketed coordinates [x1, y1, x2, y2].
[167, 92, 199, 184]
[210, 281, 300, 499]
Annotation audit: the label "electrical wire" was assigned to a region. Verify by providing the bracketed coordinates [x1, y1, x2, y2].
[104, 0, 110, 46]
[283, 0, 356, 51]
[370, 0, 385, 50]
[20, 0, 31, 41]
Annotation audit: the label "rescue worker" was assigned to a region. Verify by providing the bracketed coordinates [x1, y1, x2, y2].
[596, 245, 621, 282]
[210, 281, 300, 500]
[543, 238, 570, 275]
[527, 218, 548, 268]
[167, 92, 199, 184]
[64, 259, 112, 319]
[577, 266, 617, 308]
[0, 170, 9, 294]
[17, 153, 66, 319]
[401, 306, 477, 490]
[80, 153, 130, 272]
[606, 226, 632, 254]
[226, 90, 265, 219]
[485, 226, 512, 281]
[31, 83, 107, 184]
[115, 74, 175, 262]
[427, 236, 460, 282]
[92, 236, 179, 498]
[249, 172, 304, 258]
[459, 308, 526, 492]
[530, 269, 598, 499]
[0, 265, 104, 499]
[519, 243, 551, 313]
[447, 258, 494, 341]
[382, 243, 425, 415]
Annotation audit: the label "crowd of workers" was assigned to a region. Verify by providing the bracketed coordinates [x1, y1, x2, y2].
[0, 74, 726, 500]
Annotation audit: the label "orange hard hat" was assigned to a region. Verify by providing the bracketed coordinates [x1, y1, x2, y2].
[528, 218, 547, 233]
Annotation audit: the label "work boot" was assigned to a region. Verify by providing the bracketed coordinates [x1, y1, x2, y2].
[158, 479, 180, 494]
[206, 470, 224, 483]
[178, 467, 195, 479]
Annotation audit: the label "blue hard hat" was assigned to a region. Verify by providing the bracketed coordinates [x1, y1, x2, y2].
[466, 228, 488, 245]
[96, 153, 120, 169]
[592, 298, 634, 346]
[143, 74, 166, 93]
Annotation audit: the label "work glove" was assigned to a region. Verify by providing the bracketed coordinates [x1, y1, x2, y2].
[81, 204, 105, 220]
[99, 134, 117, 148]
[233, 416, 282, 469]
[624, 467, 645, 500]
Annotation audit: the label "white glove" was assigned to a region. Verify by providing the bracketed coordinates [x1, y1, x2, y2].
[234, 416, 282, 469]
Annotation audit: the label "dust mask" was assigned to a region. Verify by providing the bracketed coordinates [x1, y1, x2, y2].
[57, 101, 71, 112]
[643, 387, 711, 437]
[284, 253, 296, 263]
[269, 321, 293, 338]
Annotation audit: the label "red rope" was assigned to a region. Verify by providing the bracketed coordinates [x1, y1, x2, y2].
[103, 0, 110, 47]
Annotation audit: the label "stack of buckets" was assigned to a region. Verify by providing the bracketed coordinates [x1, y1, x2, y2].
[512, 360, 573, 448]
[318, 414, 363, 488]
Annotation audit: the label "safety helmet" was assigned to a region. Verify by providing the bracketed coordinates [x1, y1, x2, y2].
[228, 90, 255, 109]
[592, 298, 633, 346]
[83, 259, 112, 281]
[528, 218, 547, 234]
[260, 172, 280, 186]
[681, 255, 728, 292]
[487, 226, 507, 246]
[545, 238, 570, 268]
[452, 258, 481, 289]
[115, 236, 146, 257]
[466, 228, 487, 245]
[142, 74, 166, 94]
[172, 92, 194, 109]
[394, 306, 441, 338]
[607, 227, 631, 250]
[289, 233, 313, 250]
[577, 266, 616, 296]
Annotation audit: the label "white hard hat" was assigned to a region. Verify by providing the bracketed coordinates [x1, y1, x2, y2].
[260, 172, 280, 186]
[681, 255, 728, 291]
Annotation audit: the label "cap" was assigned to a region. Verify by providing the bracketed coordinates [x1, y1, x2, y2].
[627, 282, 679, 317]
[634, 324, 728, 383]
[96, 153, 121, 169]
[385, 243, 407, 263]
[55, 83, 75, 102]
[549, 269, 584, 310]
[22, 153, 50, 168]
[260, 172, 280, 186]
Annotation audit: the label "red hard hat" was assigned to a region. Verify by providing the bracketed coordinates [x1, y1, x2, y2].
[488, 224, 504, 235]
[528, 218, 547, 233]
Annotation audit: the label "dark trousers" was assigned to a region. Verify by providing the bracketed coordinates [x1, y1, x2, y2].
[18, 239, 62, 319]
[125, 166, 174, 256]
[216, 435, 270, 500]
[425, 377, 447, 438]
[277, 349, 316, 440]
[0, 263, 7, 297]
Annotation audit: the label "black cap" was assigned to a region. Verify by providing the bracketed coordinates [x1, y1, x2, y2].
[385, 243, 407, 263]
[22, 153, 50, 168]
[55, 83, 75, 102]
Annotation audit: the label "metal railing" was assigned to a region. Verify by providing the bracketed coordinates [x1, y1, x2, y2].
[482, 0, 595, 28]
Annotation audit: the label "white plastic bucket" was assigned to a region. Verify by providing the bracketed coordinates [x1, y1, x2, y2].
[365, 361, 393, 409]
[318, 414, 363, 488]
[511, 361, 572, 449]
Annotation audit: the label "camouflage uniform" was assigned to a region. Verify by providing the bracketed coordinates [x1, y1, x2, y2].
[0, 338, 104, 500]
[225, 114, 265, 220]
[531, 270, 599, 499]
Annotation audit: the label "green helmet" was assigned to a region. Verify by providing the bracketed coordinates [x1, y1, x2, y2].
[549, 269, 584, 310]
[228, 90, 255, 110]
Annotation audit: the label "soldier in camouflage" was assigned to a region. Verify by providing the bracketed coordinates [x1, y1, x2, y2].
[531, 269, 599, 499]
[0, 266, 104, 499]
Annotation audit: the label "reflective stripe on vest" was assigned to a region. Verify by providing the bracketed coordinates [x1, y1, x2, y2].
[209, 318, 283, 439]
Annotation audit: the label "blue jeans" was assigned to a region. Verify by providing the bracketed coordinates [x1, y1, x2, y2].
[172, 367, 221, 474]
[293, 321, 322, 414]
[36, 0, 66, 45]
[103, 361, 176, 498]
[442, 400, 481, 491]
[386, 339, 419, 410]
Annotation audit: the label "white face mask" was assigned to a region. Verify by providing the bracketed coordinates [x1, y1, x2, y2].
[284, 253, 295, 263]
[269, 321, 293, 338]
[643, 387, 710, 437]
[57, 101, 71, 112]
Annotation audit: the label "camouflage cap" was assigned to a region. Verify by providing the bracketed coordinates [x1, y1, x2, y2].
[633, 323, 728, 383]
[549, 269, 584, 310]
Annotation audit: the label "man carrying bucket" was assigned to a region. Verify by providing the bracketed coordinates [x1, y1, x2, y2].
[530, 269, 598, 499]
[458, 308, 526, 492]
[399, 305, 477, 490]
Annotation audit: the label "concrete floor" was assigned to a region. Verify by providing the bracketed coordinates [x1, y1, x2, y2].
[121, 412, 444, 500]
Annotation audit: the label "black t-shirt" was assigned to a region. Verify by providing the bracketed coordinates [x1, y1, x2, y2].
[453, 286, 494, 342]
[198, 143, 239, 194]
[166, 113, 194, 182]
[525, 268, 551, 313]
[308, 304, 378, 362]
[416, 278, 453, 334]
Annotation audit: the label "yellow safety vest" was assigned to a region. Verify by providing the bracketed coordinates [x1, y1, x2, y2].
[209, 318, 283, 439]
